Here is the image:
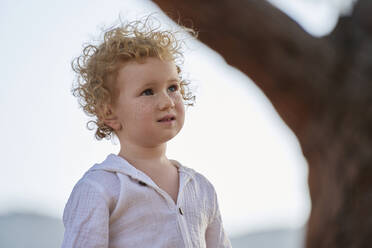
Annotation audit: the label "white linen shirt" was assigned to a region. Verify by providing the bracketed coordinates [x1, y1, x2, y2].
[62, 154, 231, 248]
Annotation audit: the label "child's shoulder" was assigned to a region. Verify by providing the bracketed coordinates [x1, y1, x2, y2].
[63, 156, 121, 225]
[71, 155, 121, 201]
[78, 166, 119, 191]
[79, 160, 119, 187]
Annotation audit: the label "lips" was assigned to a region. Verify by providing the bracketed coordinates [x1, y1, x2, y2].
[157, 115, 176, 122]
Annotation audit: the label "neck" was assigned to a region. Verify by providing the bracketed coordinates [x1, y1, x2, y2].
[118, 141, 169, 169]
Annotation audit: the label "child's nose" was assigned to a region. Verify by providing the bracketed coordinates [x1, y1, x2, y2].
[158, 92, 175, 110]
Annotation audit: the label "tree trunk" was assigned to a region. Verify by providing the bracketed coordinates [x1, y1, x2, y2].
[152, 0, 372, 247]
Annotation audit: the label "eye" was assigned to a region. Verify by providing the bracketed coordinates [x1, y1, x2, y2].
[141, 89, 154, 96]
[168, 84, 179, 93]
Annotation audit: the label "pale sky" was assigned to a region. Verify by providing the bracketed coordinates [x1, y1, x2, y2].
[0, 0, 352, 236]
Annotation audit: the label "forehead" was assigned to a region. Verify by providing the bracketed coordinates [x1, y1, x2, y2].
[116, 57, 178, 89]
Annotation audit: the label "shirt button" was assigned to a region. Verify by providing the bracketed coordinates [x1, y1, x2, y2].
[178, 207, 184, 215]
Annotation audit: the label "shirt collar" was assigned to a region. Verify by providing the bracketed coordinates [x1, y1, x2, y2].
[89, 153, 195, 186]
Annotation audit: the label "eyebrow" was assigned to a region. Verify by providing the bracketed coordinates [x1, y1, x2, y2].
[141, 78, 179, 87]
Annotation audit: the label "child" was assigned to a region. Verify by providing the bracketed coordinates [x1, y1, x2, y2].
[62, 18, 231, 248]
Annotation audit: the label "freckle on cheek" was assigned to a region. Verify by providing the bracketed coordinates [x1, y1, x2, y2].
[171, 94, 181, 102]
[133, 103, 152, 121]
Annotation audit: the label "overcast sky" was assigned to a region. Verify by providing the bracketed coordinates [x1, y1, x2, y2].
[0, 0, 354, 236]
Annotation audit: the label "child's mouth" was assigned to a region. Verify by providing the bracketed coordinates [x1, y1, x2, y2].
[158, 117, 175, 122]
[157, 115, 176, 122]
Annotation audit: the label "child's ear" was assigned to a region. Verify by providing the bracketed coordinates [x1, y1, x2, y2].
[104, 116, 121, 131]
[101, 105, 122, 131]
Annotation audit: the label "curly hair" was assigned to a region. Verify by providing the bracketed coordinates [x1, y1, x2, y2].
[72, 18, 196, 140]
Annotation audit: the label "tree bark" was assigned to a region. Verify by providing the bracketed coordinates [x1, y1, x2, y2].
[152, 0, 372, 247]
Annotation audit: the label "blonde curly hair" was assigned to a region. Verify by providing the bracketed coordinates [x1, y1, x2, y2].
[72, 18, 195, 140]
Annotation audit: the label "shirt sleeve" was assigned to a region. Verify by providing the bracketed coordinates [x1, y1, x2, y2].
[61, 179, 110, 248]
[205, 189, 232, 248]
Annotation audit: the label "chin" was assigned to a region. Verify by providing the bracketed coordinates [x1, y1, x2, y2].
[159, 130, 181, 143]
[161, 134, 178, 143]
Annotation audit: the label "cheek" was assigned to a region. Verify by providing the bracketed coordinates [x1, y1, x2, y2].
[173, 94, 185, 121]
[131, 101, 153, 121]
[171, 93, 183, 105]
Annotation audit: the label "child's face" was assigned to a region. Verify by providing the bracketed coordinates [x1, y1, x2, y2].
[110, 57, 185, 148]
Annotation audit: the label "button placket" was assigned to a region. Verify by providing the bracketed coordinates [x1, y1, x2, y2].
[175, 173, 194, 247]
